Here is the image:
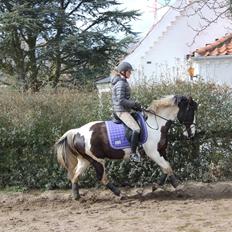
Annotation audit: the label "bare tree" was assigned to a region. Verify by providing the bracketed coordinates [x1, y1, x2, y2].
[158, 0, 232, 44]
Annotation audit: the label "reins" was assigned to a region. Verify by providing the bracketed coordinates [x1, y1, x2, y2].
[141, 108, 174, 131]
[143, 108, 174, 123]
[142, 108, 196, 132]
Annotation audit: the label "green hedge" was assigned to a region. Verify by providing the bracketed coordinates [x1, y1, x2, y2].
[0, 81, 232, 190]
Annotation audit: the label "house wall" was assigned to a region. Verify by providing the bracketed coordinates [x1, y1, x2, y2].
[193, 56, 232, 86]
[124, 1, 232, 85]
[96, 83, 111, 94]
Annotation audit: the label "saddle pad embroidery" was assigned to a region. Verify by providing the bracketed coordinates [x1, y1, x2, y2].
[105, 113, 148, 150]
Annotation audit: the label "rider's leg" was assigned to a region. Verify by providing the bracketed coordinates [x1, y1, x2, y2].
[130, 129, 141, 162]
[116, 112, 141, 162]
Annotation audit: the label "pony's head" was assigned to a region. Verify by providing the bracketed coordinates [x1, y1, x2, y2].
[174, 95, 198, 138]
[148, 95, 198, 139]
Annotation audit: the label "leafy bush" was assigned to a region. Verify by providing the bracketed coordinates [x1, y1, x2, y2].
[0, 81, 232, 190]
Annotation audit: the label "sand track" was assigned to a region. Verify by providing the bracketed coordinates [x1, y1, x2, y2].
[1, 182, 232, 232]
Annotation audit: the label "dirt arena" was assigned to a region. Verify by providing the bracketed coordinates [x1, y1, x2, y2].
[1, 181, 232, 232]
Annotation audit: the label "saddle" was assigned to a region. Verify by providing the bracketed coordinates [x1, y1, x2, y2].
[105, 112, 148, 150]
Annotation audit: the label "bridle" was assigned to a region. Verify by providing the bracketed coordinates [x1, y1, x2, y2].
[142, 108, 197, 134]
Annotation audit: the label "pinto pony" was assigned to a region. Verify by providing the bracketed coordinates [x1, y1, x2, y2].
[55, 95, 198, 200]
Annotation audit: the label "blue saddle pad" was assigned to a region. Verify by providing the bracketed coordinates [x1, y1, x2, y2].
[105, 112, 148, 150]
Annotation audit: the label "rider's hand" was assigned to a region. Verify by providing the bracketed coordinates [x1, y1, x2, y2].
[133, 102, 142, 111]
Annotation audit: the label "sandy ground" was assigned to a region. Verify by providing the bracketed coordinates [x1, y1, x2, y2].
[1, 181, 232, 232]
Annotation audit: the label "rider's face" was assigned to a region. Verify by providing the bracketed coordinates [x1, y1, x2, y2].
[125, 70, 132, 78]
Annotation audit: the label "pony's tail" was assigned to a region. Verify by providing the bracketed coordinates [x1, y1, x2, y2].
[55, 130, 78, 180]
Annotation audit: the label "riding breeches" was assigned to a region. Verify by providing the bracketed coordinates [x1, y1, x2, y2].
[115, 112, 140, 132]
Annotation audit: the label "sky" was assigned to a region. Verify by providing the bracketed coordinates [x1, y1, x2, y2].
[119, 0, 169, 37]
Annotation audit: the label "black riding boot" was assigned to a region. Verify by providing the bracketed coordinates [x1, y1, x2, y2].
[130, 130, 141, 162]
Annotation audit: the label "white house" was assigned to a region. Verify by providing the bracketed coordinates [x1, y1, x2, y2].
[190, 33, 232, 86]
[122, 0, 232, 85]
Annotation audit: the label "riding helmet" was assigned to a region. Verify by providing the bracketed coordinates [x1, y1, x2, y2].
[116, 62, 133, 73]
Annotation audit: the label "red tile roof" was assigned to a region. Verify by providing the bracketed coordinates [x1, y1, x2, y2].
[195, 33, 232, 56]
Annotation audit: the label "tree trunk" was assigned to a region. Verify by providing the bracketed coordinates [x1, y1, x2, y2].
[13, 30, 27, 90]
[27, 35, 39, 92]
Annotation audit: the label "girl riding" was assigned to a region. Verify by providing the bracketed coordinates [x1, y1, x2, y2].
[111, 61, 142, 162]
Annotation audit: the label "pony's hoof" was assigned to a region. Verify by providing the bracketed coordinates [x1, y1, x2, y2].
[169, 175, 179, 188]
[73, 193, 81, 201]
[158, 174, 168, 186]
[72, 183, 80, 200]
[152, 183, 159, 192]
[106, 183, 121, 196]
[119, 192, 128, 200]
[114, 189, 121, 196]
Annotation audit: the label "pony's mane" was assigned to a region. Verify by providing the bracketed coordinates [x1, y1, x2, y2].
[148, 95, 176, 112]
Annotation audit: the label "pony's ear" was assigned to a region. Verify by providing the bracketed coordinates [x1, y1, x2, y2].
[174, 95, 187, 106]
[188, 96, 193, 103]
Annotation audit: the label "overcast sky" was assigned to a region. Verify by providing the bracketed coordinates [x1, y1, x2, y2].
[119, 0, 168, 37]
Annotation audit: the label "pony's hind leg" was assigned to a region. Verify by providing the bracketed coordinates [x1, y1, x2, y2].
[92, 159, 120, 196]
[71, 157, 90, 200]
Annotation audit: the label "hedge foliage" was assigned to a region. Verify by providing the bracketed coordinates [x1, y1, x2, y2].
[0, 81, 232, 190]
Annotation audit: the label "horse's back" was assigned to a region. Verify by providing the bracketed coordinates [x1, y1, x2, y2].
[80, 121, 103, 129]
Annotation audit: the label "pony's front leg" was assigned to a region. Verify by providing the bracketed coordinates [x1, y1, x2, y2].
[146, 149, 178, 189]
[169, 174, 178, 188]
[156, 173, 178, 188]
[106, 183, 121, 196]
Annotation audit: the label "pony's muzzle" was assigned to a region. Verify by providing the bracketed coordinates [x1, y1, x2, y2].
[183, 123, 196, 139]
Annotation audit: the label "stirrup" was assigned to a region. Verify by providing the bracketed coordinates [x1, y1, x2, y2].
[130, 153, 141, 162]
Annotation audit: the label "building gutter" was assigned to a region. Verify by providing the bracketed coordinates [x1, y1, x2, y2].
[192, 55, 232, 61]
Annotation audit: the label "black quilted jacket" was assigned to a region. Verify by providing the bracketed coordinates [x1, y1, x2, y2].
[111, 75, 136, 112]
